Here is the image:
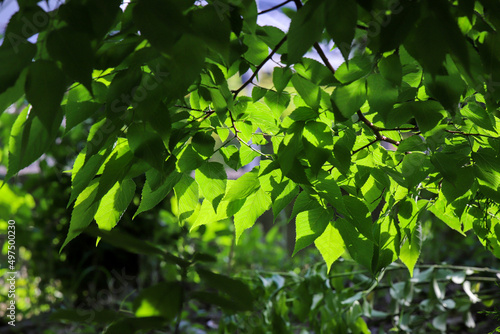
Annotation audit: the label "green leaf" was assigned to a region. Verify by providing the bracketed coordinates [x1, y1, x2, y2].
[239, 144, 260, 168]
[302, 121, 333, 174]
[243, 33, 269, 65]
[377, 1, 421, 53]
[335, 218, 374, 270]
[133, 282, 183, 320]
[325, 0, 357, 61]
[472, 148, 500, 201]
[191, 4, 231, 58]
[248, 102, 279, 133]
[134, 170, 182, 218]
[61, 179, 100, 252]
[95, 179, 136, 232]
[293, 207, 330, 256]
[461, 102, 496, 132]
[404, 18, 446, 75]
[442, 166, 474, 202]
[401, 152, 431, 189]
[270, 178, 299, 219]
[289, 191, 321, 223]
[294, 58, 338, 86]
[331, 79, 366, 119]
[25, 60, 66, 130]
[334, 54, 372, 84]
[367, 74, 398, 120]
[173, 174, 199, 224]
[64, 101, 101, 134]
[314, 221, 345, 273]
[196, 162, 227, 210]
[220, 145, 241, 171]
[190, 199, 218, 232]
[379, 53, 402, 86]
[46, 27, 94, 92]
[4, 6, 50, 45]
[252, 86, 267, 102]
[0, 69, 26, 117]
[400, 221, 422, 277]
[410, 100, 445, 134]
[424, 70, 466, 112]
[311, 170, 347, 216]
[264, 90, 291, 120]
[333, 128, 356, 174]
[176, 145, 205, 173]
[105, 67, 143, 115]
[343, 196, 374, 243]
[192, 132, 215, 158]
[233, 187, 271, 243]
[273, 66, 293, 92]
[94, 140, 135, 205]
[288, 107, 319, 122]
[68, 146, 110, 206]
[127, 122, 167, 170]
[7, 106, 63, 179]
[429, 195, 468, 235]
[372, 216, 400, 274]
[132, 0, 187, 54]
[287, 0, 325, 64]
[291, 74, 321, 110]
[0, 42, 36, 95]
[222, 169, 260, 202]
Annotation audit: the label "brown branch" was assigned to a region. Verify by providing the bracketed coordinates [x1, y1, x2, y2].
[258, 0, 293, 15]
[352, 139, 379, 154]
[378, 127, 419, 131]
[357, 111, 400, 146]
[292, 0, 401, 148]
[232, 35, 287, 98]
[445, 130, 499, 139]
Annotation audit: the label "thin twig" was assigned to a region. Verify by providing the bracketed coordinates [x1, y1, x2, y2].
[232, 36, 287, 98]
[357, 111, 400, 146]
[313, 43, 336, 74]
[228, 110, 273, 159]
[352, 139, 379, 154]
[445, 130, 499, 139]
[258, 0, 293, 15]
[174, 105, 206, 112]
[292, 1, 400, 148]
[378, 127, 419, 131]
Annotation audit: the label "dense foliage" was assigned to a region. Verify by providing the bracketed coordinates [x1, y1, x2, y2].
[1, 0, 500, 332]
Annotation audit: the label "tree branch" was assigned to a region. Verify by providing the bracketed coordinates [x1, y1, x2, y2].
[232, 36, 287, 98]
[352, 139, 379, 154]
[445, 130, 499, 139]
[258, 0, 293, 15]
[293, 0, 400, 148]
[357, 111, 400, 146]
[378, 127, 419, 131]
